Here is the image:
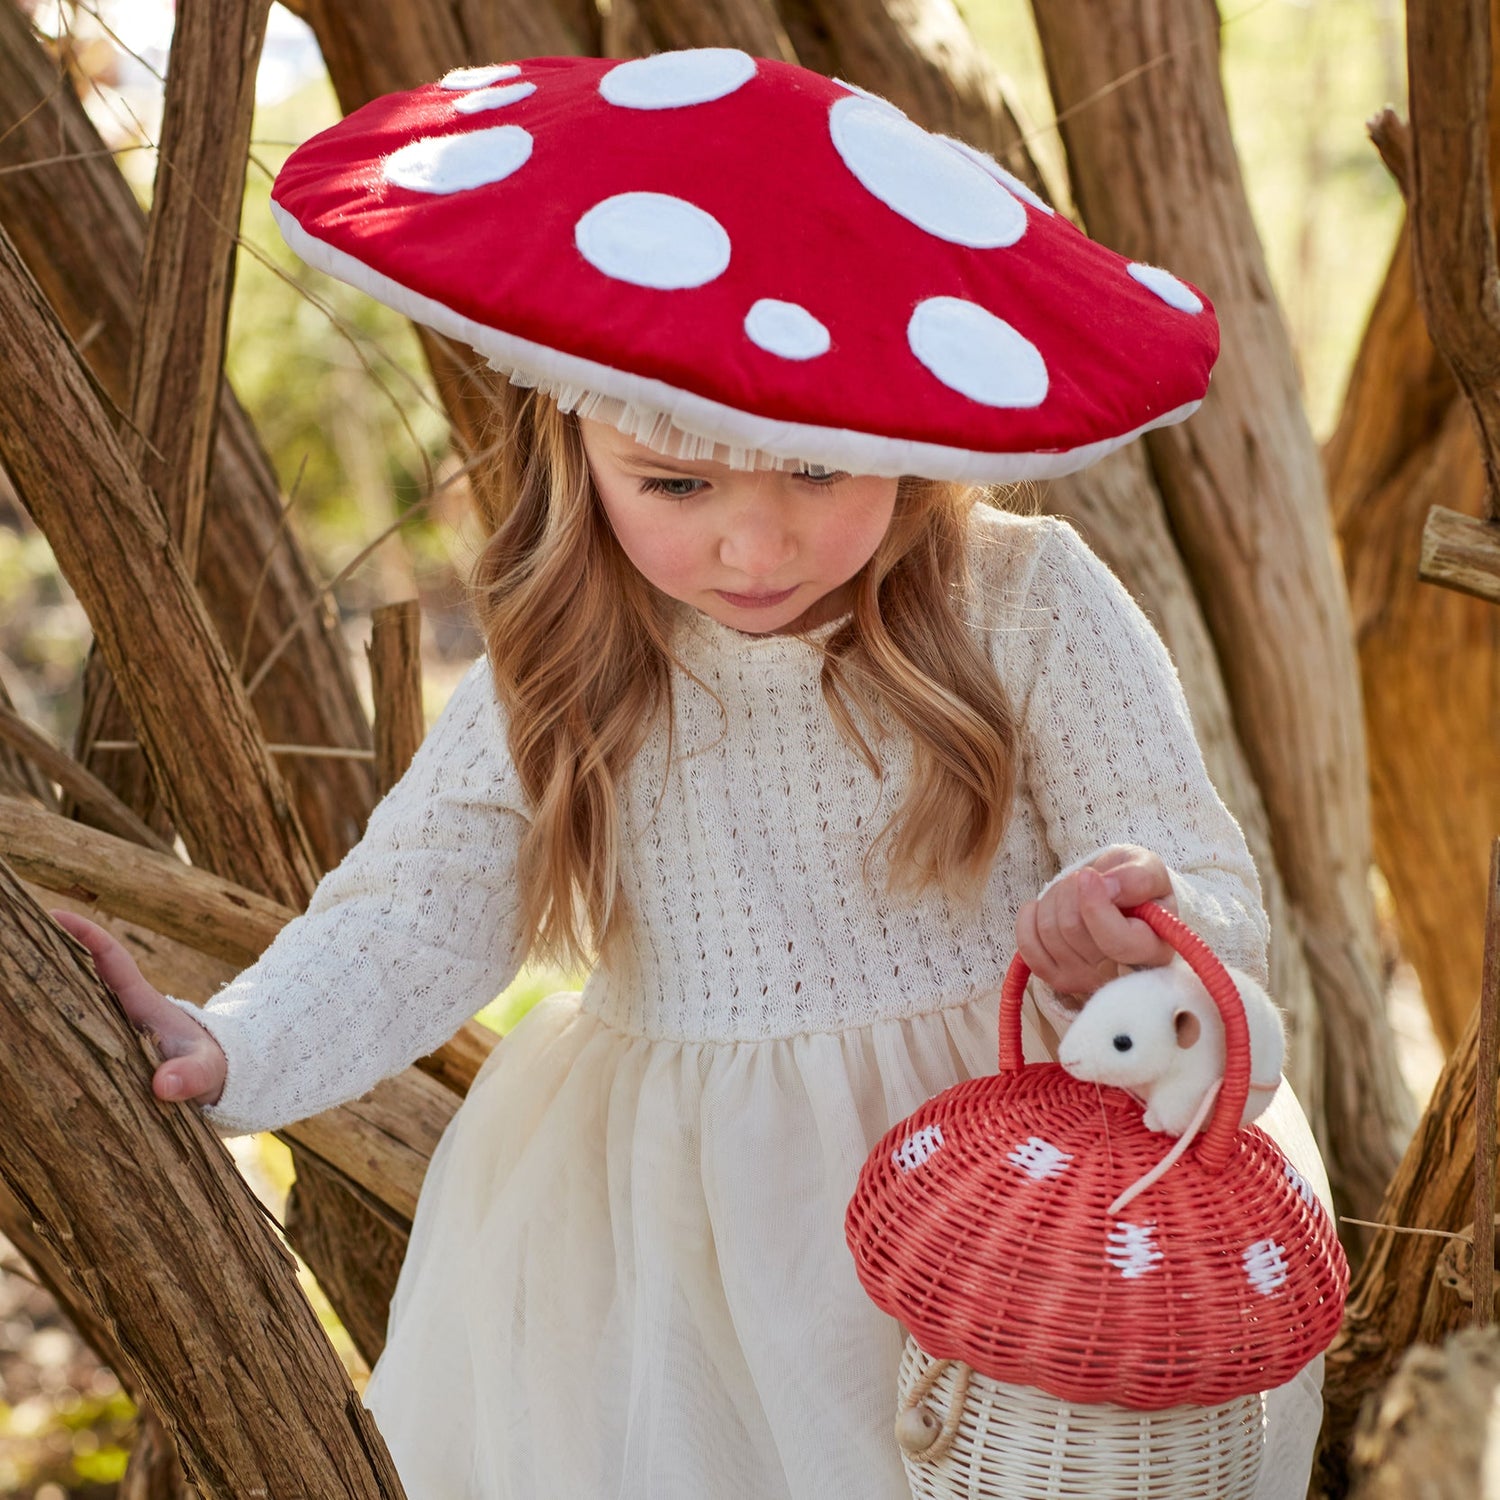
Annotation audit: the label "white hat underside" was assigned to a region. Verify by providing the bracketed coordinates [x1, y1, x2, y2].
[273, 203, 1200, 481]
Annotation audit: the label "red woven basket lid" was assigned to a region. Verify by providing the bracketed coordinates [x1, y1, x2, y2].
[845, 904, 1349, 1410]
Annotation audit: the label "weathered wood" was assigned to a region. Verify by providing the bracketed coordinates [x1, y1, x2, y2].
[0, 671, 55, 808]
[0, 224, 319, 909]
[1477, 843, 1500, 1326]
[1319, 902, 1500, 1488]
[2, 793, 498, 1191]
[125, 0, 270, 579]
[0, 699, 173, 853]
[283, 1067, 458, 1224]
[0, 1173, 198, 1497]
[0, 861, 406, 1499]
[1029, 0, 1410, 1225]
[1040, 453, 1325, 1126]
[33, 888, 241, 1009]
[626, 0, 794, 59]
[1419, 505, 1500, 604]
[1328, 246, 1500, 1049]
[368, 601, 425, 797]
[1346, 1327, 1500, 1499]
[295, 0, 585, 105]
[0, 795, 289, 965]
[0, 4, 377, 870]
[283, 1150, 410, 1366]
[1325, 0, 1500, 1050]
[1406, 0, 1500, 521]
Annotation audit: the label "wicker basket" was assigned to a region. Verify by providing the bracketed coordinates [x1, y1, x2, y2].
[894, 1342, 1265, 1500]
[845, 902, 1348, 1499]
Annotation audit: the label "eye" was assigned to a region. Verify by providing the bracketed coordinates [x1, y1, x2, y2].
[640, 475, 708, 500]
[1111, 1034, 1133, 1053]
[796, 465, 848, 485]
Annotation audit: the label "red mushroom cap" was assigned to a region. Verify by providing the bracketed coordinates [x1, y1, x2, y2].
[845, 1066, 1348, 1409]
[845, 906, 1349, 1410]
[270, 50, 1220, 480]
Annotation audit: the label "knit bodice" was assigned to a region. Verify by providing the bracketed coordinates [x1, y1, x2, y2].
[170, 505, 1266, 1137]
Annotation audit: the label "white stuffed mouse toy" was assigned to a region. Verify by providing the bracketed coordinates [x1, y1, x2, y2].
[1056, 956, 1286, 1136]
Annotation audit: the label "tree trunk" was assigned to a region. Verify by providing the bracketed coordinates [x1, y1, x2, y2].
[1345, 1327, 1500, 1499]
[0, 1179, 198, 1498]
[0, 4, 377, 870]
[0, 865, 406, 1499]
[283, 1151, 412, 1366]
[1317, 847, 1500, 1492]
[0, 226, 319, 909]
[124, 0, 270, 579]
[1324, 0, 1500, 1050]
[1028, 0, 1411, 1226]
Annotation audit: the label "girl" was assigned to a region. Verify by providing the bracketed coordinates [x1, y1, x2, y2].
[56, 49, 1329, 1500]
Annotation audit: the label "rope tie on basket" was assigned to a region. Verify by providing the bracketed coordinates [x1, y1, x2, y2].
[895, 1356, 971, 1464]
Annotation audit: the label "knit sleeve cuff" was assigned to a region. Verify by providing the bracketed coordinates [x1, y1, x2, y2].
[161, 992, 261, 1139]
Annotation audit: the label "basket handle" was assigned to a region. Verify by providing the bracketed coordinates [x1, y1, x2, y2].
[998, 901, 1252, 1172]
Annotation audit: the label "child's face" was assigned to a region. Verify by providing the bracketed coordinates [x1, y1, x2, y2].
[580, 419, 900, 635]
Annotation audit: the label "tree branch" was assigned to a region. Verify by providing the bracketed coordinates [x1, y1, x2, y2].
[1407, 0, 1500, 521]
[0, 862, 406, 1498]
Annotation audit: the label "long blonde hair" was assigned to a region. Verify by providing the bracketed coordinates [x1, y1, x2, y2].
[469, 388, 1020, 968]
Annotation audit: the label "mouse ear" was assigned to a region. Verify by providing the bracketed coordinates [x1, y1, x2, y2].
[1173, 1009, 1201, 1048]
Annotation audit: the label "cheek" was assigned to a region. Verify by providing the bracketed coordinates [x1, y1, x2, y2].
[822, 481, 899, 570]
[596, 490, 699, 590]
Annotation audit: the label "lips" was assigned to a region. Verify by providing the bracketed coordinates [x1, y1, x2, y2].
[715, 586, 799, 609]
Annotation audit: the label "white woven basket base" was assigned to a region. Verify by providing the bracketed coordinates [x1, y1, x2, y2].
[896, 1338, 1265, 1500]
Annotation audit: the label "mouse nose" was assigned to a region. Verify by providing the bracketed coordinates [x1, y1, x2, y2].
[1112, 1034, 1133, 1052]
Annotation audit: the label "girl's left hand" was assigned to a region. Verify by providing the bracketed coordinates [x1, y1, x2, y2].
[1015, 844, 1178, 1002]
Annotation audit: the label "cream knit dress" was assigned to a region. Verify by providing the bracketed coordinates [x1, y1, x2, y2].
[168, 505, 1329, 1500]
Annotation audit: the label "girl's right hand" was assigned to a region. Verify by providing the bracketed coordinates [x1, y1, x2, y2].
[50, 910, 227, 1107]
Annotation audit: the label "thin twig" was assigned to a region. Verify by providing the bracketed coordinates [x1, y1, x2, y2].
[1339, 1217, 1470, 1241]
[90, 740, 377, 762]
[243, 432, 500, 699]
[1020, 0, 1275, 149]
[239, 451, 310, 676]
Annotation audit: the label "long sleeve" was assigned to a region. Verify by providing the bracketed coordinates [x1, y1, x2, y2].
[997, 514, 1269, 992]
[163, 657, 531, 1138]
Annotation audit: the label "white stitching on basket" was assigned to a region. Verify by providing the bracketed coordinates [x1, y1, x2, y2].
[1106, 1221, 1162, 1279]
[1006, 1136, 1072, 1181]
[893, 1123, 945, 1172]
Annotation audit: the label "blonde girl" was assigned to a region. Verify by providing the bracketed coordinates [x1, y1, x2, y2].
[58, 48, 1330, 1500]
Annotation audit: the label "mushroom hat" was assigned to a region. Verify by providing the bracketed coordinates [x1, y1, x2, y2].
[844, 904, 1349, 1411]
[271, 49, 1220, 481]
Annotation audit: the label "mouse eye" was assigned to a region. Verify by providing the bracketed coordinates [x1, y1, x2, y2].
[1112, 1034, 1133, 1053]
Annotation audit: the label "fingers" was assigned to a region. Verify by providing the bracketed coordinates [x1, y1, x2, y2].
[1016, 862, 1175, 996]
[1017, 876, 1119, 998]
[1080, 845, 1178, 913]
[50, 910, 174, 1030]
[49, 910, 226, 1105]
[1074, 870, 1173, 967]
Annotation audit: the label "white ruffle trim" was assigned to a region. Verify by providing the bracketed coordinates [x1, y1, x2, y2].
[508, 374, 829, 472]
[273, 202, 1201, 481]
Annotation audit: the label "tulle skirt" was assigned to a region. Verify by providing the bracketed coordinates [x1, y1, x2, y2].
[360, 992, 1328, 1500]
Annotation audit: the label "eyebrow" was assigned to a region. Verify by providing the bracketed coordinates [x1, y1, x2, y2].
[616, 453, 718, 477]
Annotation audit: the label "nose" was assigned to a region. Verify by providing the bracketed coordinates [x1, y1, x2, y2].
[718, 497, 796, 579]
